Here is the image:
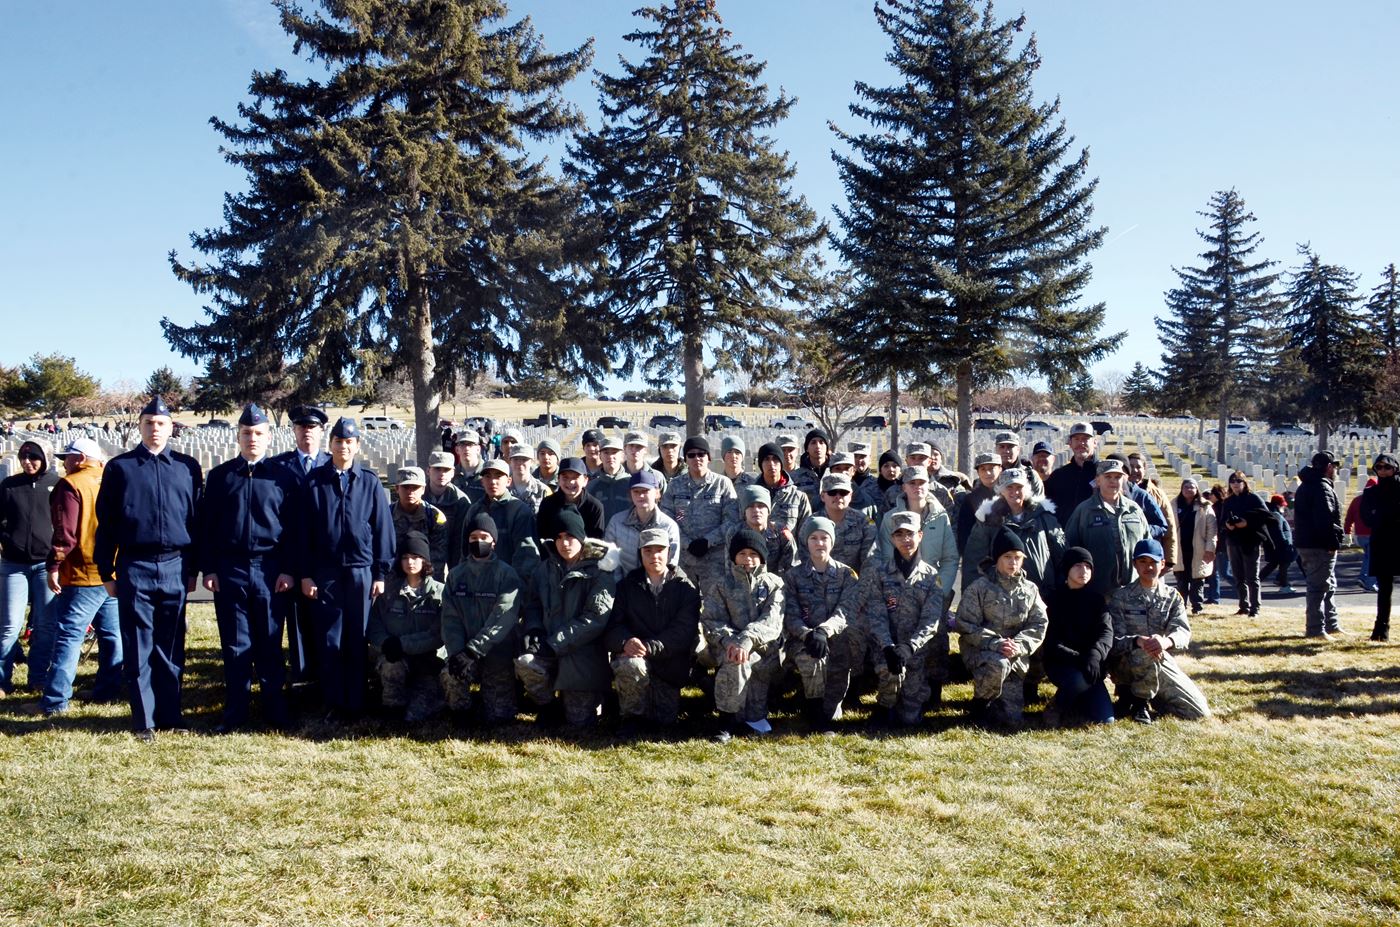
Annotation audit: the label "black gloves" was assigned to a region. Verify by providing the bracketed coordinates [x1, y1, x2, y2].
[381, 636, 404, 662]
[1084, 655, 1102, 683]
[447, 651, 473, 679]
[884, 645, 905, 676]
[805, 628, 829, 660]
[687, 538, 711, 557]
[522, 633, 542, 655]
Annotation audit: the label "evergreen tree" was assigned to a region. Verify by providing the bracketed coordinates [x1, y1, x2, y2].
[8, 354, 100, 419]
[144, 366, 188, 411]
[1067, 370, 1097, 412]
[1279, 246, 1376, 449]
[165, 0, 596, 465]
[1121, 362, 1155, 413]
[567, 0, 828, 433]
[1153, 189, 1285, 462]
[1362, 264, 1400, 449]
[829, 0, 1118, 471]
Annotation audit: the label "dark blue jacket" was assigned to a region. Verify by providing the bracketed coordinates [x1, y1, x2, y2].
[198, 454, 299, 573]
[94, 443, 203, 582]
[269, 448, 331, 488]
[293, 462, 395, 581]
[1292, 465, 1342, 550]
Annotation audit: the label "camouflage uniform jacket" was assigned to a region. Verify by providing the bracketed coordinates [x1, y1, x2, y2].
[425, 482, 472, 567]
[727, 470, 758, 491]
[521, 550, 617, 691]
[704, 561, 785, 654]
[391, 500, 449, 579]
[783, 559, 860, 641]
[957, 571, 1048, 674]
[757, 472, 812, 537]
[589, 467, 634, 525]
[851, 471, 882, 514]
[816, 509, 878, 575]
[509, 475, 550, 514]
[877, 498, 959, 595]
[662, 471, 739, 547]
[1108, 581, 1191, 656]
[367, 575, 445, 656]
[860, 556, 944, 656]
[791, 465, 825, 509]
[463, 494, 541, 584]
[440, 555, 522, 659]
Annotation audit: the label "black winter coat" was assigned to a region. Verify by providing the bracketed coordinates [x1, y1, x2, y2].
[1361, 476, 1400, 577]
[0, 442, 58, 564]
[1221, 491, 1270, 550]
[1292, 465, 1343, 550]
[1045, 457, 1098, 526]
[1042, 583, 1113, 682]
[604, 565, 701, 687]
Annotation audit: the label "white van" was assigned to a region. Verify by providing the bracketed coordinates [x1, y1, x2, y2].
[360, 415, 405, 430]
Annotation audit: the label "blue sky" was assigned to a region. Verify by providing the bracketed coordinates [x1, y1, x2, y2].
[2, 0, 1396, 392]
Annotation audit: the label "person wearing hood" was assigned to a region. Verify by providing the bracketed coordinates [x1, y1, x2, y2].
[792, 428, 831, 507]
[1041, 547, 1114, 726]
[1063, 459, 1151, 598]
[755, 441, 812, 539]
[703, 528, 785, 742]
[367, 530, 445, 723]
[1108, 539, 1210, 723]
[732, 484, 800, 579]
[1291, 451, 1345, 636]
[605, 526, 701, 735]
[861, 510, 947, 727]
[515, 507, 618, 729]
[957, 528, 1048, 728]
[1171, 477, 1218, 614]
[962, 467, 1066, 595]
[1045, 421, 1100, 522]
[1, 439, 59, 694]
[1360, 453, 1400, 641]
[440, 512, 523, 727]
[783, 516, 861, 733]
[1220, 470, 1272, 619]
[661, 436, 740, 597]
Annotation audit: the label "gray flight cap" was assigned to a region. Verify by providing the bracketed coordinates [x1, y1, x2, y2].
[428, 451, 455, 470]
[1069, 421, 1094, 437]
[396, 466, 425, 487]
[481, 457, 511, 475]
[508, 445, 534, 460]
[887, 511, 921, 533]
[827, 452, 855, 470]
[600, 434, 625, 451]
[821, 473, 853, 493]
[658, 431, 682, 447]
[993, 432, 1019, 446]
[776, 434, 799, 450]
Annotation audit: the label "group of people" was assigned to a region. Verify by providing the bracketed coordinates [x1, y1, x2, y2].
[42, 404, 1394, 740]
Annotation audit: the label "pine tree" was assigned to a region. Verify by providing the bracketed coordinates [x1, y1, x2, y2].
[1279, 246, 1376, 449]
[164, 0, 596, 465]
[1121, 362, 1155, 413]
[1153, 189, 1285, 462]
[829, 0, 1118, 472]
[1067, 370, 1097, 412]
[9, 354, 100, 420]
[144, 367, 188, 411]
[567, 0, 828, 433]
[1363, 264, 1400, 449]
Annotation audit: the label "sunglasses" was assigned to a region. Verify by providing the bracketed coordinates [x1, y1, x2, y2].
[826, 489, 850, 497]
[685, 452, 706, 459]
[18, 453, 42, 462]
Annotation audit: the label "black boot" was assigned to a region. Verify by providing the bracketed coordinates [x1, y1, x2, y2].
[1371, 616, 1390, 642]
[805, 699, 836, 735]
[1130, 698, 1154, 725]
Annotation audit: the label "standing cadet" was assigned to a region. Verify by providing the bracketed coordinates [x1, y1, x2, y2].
[390, 466, 449, 580]
[755, 442, 812, 538]
[734, 484, 801, 579]
[877, 466, 959, 594]
[622, 432, 666, 492]
[653, 433, 684, 482]
[537, 457, 606, 543]
[94, 396, 203, 741]
[661, 436, 740, 595]
[605, 526, 701, 736]
[957, 453, 1004, 553]
[848, 442, 882, 514]
[440, 512, 522, 728]
[784, 516, 861, 733]
[424, 451, 471, 568]
[993, 432, 1044, 497]
[603, 470, 681, 580]
[580, 429, 605, 475]
[507, 445, 550, 514]
[589, 435, 634, 525]
[815, 473, 877, 574]
[534, 438, 562, 489]
[198, 404, 297, 733]
[720, 436, 756, 490]
[450, 430, 486, 504]
[292, 416, 396, 722]
[792, 429, 832, 507]
[269, 404, 329, 686]
[464, 457, 542, 583]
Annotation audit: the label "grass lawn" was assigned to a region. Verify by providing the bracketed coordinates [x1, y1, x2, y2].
[2, 601, 1398, 926]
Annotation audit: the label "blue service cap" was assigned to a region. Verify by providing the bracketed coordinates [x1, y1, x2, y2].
[238, 403, 269, 427]
[330, 417, 359, 439]
[141, 395, 171, 417]
[290, 405, 328, 426]
[628, 469, 661, 490]
[1132, 538, 1164, 562]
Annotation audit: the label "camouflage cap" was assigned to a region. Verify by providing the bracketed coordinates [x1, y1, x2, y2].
[1096, 458, 1126, 476]
[427, 451, 455, 470]
[508, 445, 533, 460]
[638, 527, 671, 549]
[776, 434, 799, 449]
[395, 466, 425, 487]
[827, 452, 855, 469]
[973, 452, 1000, 469]
[600, 434, 625, 451]
[481, 457, 511, 475]
[821, 473, 853, 493]
[658, 431, 682, 447]
[624, 431, 649, 447]
[993, 431, 1019, 446]
[904, 442, 932, 458]
[902, 465, 929, 483]
[887, 511, 921, 534]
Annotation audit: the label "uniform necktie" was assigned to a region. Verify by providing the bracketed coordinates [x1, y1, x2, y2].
[339, 469, 349, 494]
[303, 455, 312, 475]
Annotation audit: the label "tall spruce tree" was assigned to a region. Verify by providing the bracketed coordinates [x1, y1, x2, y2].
[1121, 362, 1155, 413]
[829, 0, 1118, 471]
[566, 0, 828, 433]
[1279, 246, 1375, 449]
[1154, 189, 1285, 462]
[1363, 264, 1400, 449]
[164, 0, 596, 465]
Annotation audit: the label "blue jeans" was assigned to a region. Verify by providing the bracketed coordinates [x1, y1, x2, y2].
[41, 584, 123, 714]
[1358, 536, 1377, 588]
[1, 560, 54, 692]
[1046, 662, 1115, 724]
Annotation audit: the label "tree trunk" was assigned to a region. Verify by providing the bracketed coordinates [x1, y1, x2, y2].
[956, 363, 973, 474]
[1216, 394, 1227, 464]
[1391, 422, 1397, 452]
[683, 323, 705, 438]
[888, 370, 900, 454]
[1317, 417, 1330, 453]
[407, 262, 441, 469]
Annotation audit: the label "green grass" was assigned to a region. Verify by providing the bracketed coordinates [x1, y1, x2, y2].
[3, 602, 1399, 926]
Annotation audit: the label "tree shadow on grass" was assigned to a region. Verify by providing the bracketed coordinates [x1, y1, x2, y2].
[1194, 664, 1400, 719]
[1191, 635, 1345, 659]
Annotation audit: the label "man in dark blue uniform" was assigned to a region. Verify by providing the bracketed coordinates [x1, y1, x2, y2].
[199, 404, 298, 733]
[292, 416, 395, 721]
[270, 405, 330, 685]
[94, 395, 203, 741]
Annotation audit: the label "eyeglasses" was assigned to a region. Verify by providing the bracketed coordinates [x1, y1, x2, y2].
[685, 452, 706, 459]
[1228, 478, 1244, 484]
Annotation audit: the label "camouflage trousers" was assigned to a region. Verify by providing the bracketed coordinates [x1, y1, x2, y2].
[1111, 649, 1211, 720]
[874, 638, 947, 726]
[784, 635, 851, 716]
[682, 549, 727, 602]
[376, 654, 445, 723]
[440, 653, 517, 725]
[610, 656, 682, 724]
[514, 652, 604, 727]
[701, 642, 780, 722]
[962, 649, 1027, 724]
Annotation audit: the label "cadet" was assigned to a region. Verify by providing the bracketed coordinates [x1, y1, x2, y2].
[720, 436, 756, 490]
[784, 516, 861, 733]
[605, 526, 701, 735]
[1064, 459, 1151, 598]
[862, 510, 946, 727]
[450, 430, 486, 503]
[622, 432, 667, 492]
[873, 449, 903, 517]
[653, 433, 684, 481]
[424, 451, 471, 567]
[589, 435, 634, 524]
[777, 435, 802, 476]
[515, 508, 618, 729]
[498, 428, 525, 463]
[94, 396, 204, 740]
[440, 512, 522, 728]
[603, 470, 681, 580]
[367, 530, 445, 723]
[877, 466, 959, 594]
[792, 428, 831, 506]
[848, 442, 882, 513]
[269, 404, 330, 685]
[957, 453, 1003, 552]
[704, 528, 785, 742]
[508, 445, 549, 514]
[815, 472, 877, 574]
[1108, 539, 1211, 722]
[755, 441, 812, 538]
[390, 467, 449, 580]
[735, 484, 800, 578]
[994, 432, 1044, 497]
[537, 456, 606, 544]
[291, 416, 396, 721]
[957, 529, 1048, 729]
[660, 436, 739, 595]
[534, 438, 562, 489]
[1045, 422, 1100, 521]
[198, 404, 297, 733]
[463, 458, 542, 582]
[882, 443, 957, 515]
[580, 428, 605, 474]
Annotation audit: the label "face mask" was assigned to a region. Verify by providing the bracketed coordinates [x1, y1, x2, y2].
[469, 539, 494, 560]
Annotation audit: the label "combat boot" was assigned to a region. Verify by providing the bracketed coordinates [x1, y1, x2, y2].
[1371, 614, 1390, 642]
[1130, 698, 1154, 725]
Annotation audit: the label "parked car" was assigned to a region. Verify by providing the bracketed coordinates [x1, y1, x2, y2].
[198, 419, 233, 429]
[911, 418, 951, 431]
[523, 413, 571, 428]
[771, 413, 815, 429]
[597, 415, 633, 429]
[1206, 423, 1250, 436]
[1022, 419, 1060, 433]
[1089, 420, 1114, 435]
[1268, 424, 1314, 437]
[648, 413, 686, 429]
[973, 418, 1014, 431]
[757, 401, 779, 409]
[841, 414, 888, 429]
[704, 413, 743, 432]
